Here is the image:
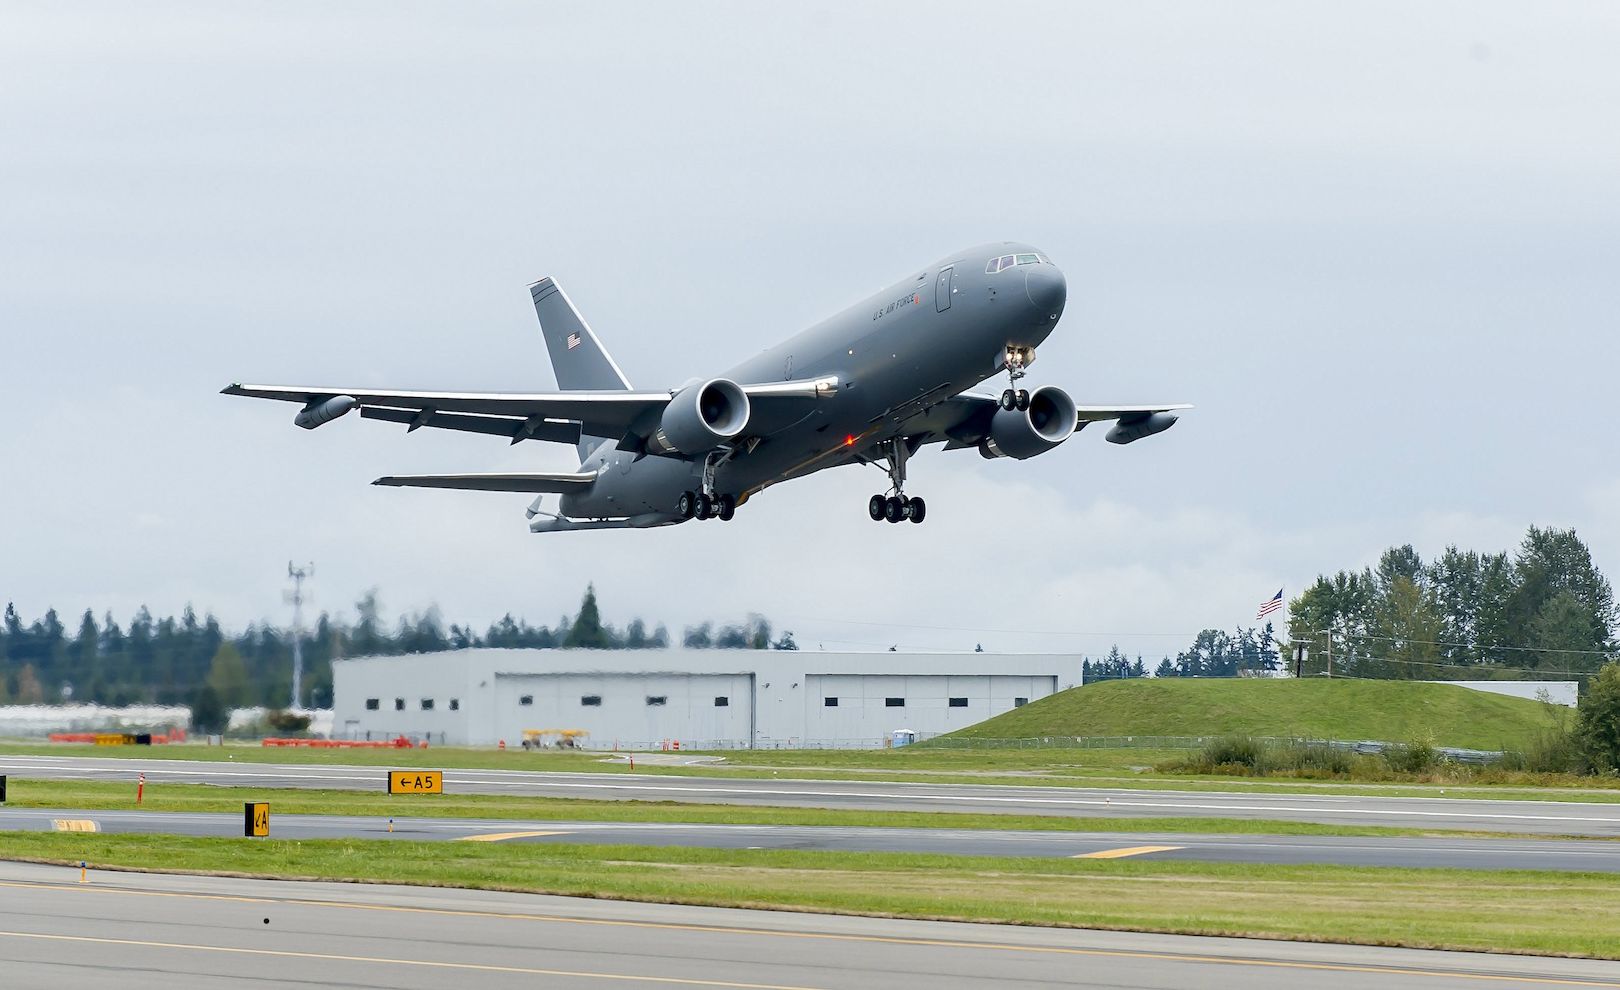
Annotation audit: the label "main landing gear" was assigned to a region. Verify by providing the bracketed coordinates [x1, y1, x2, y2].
[678, 490, 735, 522]
[677, 451, 736, 522]
[866, 438, 926, 524]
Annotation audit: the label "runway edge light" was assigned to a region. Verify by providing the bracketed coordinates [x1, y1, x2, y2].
[245, 802, 270, 838]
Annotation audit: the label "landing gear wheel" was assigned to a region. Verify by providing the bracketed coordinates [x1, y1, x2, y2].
[1015, 389, 1030, 411]
[677, 491, 697, 519]
[694, 494, 713, 520]
[868, 494, 886, 521]
[906, 496, 926, 523]
[716, 494, 736, 521]
[884, 496, 906, 523]
[1000, 389, 1017, 411]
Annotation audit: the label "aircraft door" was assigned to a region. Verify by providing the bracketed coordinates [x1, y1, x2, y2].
[935, 266, 954, 312]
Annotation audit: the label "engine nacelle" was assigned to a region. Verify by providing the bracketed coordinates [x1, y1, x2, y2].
[979, 386, 1077, 459]
[648, 378, 751, 455]
[1105, 411, 1179, 445]
[293, 394, 357, 430]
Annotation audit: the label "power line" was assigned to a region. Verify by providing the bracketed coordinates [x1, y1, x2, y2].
[776, 614, 1204, 639]
[1336, 630, 1616, 658]
[1303, 650, 1595, 679]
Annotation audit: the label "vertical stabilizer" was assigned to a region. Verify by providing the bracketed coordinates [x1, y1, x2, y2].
[529, 277, 631, 460]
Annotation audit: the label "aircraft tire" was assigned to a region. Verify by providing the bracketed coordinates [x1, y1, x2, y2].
[695, 494, 713, 520]
[1000, 389, 1016, 411]
[1015, 389, 1030, 411]
[907, 497, 926, 524]
[717, 495, 736, 521]
[677, 491, 696, 519]
[884, 496, 905, 523]
[868, 495, 886, 521]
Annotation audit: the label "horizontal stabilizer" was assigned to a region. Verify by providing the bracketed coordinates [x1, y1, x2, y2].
[372, 471, 597, 493]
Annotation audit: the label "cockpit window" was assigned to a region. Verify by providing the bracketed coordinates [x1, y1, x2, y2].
[987, 253, 1046, 273]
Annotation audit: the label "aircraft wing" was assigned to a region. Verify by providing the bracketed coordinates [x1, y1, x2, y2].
[925, 393, 1193, 449]
[372, 471, 597, 493]
[222, 377, 839, 450]
[223, 383, 664, 439]
[1073, 403, 1195, 423]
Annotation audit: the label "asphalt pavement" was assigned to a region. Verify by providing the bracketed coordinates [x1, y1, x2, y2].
[5, 753, 1620, 836]
[0, 860, 1614, 989]
[6, 806, 1620, 872]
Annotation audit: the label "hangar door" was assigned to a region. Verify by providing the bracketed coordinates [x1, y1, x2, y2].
[492, 672, 754, 748]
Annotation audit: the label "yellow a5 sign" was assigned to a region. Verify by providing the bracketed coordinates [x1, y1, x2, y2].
[387, 771, 443, 795]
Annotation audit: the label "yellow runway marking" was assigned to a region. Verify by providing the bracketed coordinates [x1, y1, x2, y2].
[50, 820, 99, 833]
[2, 878, 1616, 987]
[0, 930, 823, 989]
[1073, 845, 1184, 860]
[457, 830, 570, 842]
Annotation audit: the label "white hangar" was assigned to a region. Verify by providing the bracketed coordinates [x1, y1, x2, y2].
[331, 649, 1084, 749]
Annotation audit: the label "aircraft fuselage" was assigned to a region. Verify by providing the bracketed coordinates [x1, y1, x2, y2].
[561, 242, 1067, 521]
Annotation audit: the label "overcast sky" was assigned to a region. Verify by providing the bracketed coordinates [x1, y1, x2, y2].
[3, 2, 1617, 657]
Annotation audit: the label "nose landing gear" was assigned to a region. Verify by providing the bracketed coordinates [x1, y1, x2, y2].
[866, 438, 927, 524]
[1000, 345, 1033, 411]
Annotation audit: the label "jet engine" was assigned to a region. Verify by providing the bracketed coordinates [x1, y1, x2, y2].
[648, 378, 751, 455]
[979, 385, 1077, 459]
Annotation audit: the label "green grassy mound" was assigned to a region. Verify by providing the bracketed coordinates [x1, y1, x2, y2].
[948, 679, 1559, 751]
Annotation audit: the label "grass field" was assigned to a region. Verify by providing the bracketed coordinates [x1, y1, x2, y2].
[0, 778, 1488, 838]
[7, 740, 1620, 801]
[949, 678, 1558, 750]
[5, 833, 1617, 958]
[0, 740, 1183, 775]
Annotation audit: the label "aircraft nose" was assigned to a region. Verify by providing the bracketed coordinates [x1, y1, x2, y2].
[1024, 265, 1066, 320]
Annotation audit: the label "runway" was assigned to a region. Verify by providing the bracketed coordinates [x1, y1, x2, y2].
[6, 807, 1619, 872]
[0, 860, 1614, 989]
[5, 753, 1620, 836]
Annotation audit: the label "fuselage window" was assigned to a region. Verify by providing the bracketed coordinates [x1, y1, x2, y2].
[984, 259, 999, 274]
[1016, 253, 1039, 265]
[998, 254, 1014, 270]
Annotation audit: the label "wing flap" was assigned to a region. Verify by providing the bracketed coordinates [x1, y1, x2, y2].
[372, 471, 597, 493]
[359, 407, 582, 445]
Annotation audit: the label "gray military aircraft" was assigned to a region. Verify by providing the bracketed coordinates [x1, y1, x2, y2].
[225, 242, 1188, 532]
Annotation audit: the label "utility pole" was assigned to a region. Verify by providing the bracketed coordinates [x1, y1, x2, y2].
[1323, 628, 1333, 679]
[285, 562, 314, 710]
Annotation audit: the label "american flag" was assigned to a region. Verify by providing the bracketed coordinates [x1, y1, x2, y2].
[566, 332, 582, 350]
[1257, 588, 1284, 619]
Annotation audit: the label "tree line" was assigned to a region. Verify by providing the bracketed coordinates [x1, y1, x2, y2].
[1084, 526, 1615, 685]
[1286, 526, 1617, 680]
[1082, 625, 1282, 682]
[0, 585, 793, 709]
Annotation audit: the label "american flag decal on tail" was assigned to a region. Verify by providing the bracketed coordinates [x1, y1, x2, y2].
[566, 332, 581, 350]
